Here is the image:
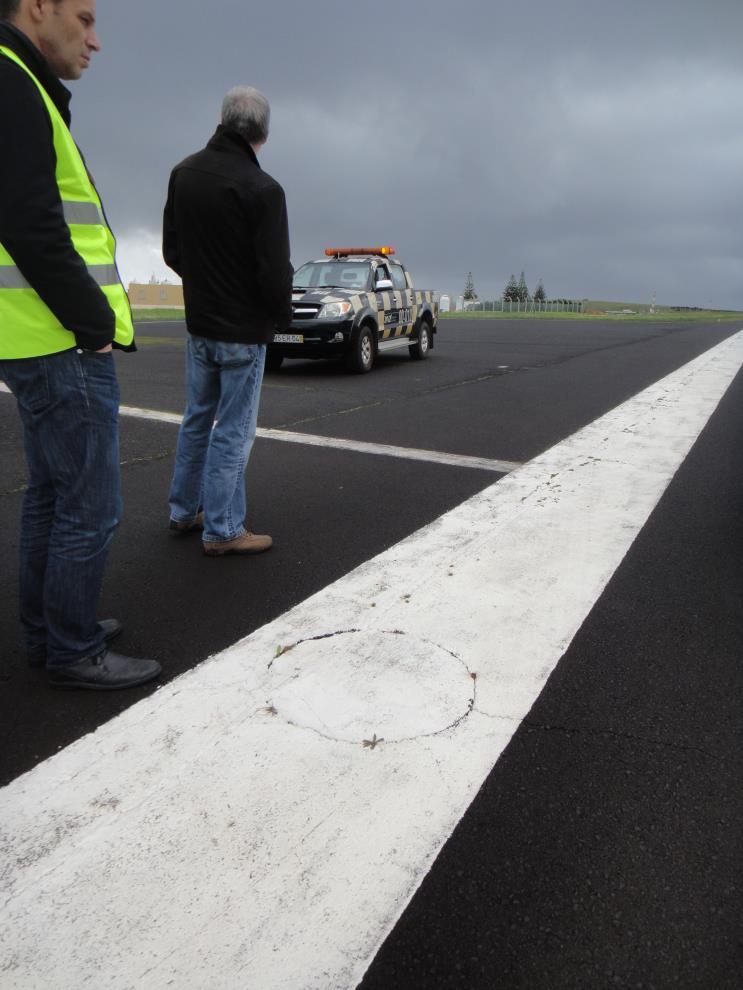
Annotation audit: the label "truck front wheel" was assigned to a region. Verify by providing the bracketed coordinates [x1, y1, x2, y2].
[345, 325, 375, 373]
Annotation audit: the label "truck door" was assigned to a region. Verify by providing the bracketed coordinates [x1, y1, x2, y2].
[374, 263, 396, 339]
[390, 263, 414, 337]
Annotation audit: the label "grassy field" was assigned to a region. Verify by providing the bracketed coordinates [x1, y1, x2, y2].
[584, 300, 742, 321]
[132, 307, 185, 322]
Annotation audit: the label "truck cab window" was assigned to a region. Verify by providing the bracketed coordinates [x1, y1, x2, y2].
[390, 265, 408, 291]
[375, 265, 391, 286]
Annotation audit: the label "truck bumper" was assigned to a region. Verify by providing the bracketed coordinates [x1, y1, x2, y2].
[269, 320, 353, 360]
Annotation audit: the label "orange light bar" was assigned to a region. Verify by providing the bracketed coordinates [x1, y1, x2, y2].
[324, 246, 396, 258]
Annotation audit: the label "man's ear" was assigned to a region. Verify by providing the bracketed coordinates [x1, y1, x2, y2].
[27, 0, 48, 26]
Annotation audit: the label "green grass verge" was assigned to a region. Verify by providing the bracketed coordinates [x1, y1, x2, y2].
[132, 335, 185, 347]
[132, 308, 185, 322]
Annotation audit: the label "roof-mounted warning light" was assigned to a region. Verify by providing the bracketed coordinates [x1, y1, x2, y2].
[324, 246, 396, 258]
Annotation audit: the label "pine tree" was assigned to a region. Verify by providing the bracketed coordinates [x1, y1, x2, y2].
[463, 272, 477, 300]
[517, 271, 529, 303]
[503, 274, 519, 302]
[533, 279, 546, 303]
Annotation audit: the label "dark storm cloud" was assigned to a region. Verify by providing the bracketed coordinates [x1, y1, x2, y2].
[71, 0, 743, 307]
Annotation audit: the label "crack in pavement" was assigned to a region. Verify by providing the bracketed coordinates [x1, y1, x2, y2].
[265, 629, 477, 747]
[270, 324, 696, 432]
[272, 368, 515, 430]
[1, 451, 175, 498]
[520, 718, 718, 759]
[119, 451, 175, 468]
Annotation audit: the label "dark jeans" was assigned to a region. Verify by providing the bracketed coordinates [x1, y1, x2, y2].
[0, 349, 122, 667]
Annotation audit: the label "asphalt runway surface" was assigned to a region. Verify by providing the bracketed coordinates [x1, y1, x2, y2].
[1, 317, 741, 988]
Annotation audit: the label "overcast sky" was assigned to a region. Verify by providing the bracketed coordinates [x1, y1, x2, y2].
[69, 0, 742, 308]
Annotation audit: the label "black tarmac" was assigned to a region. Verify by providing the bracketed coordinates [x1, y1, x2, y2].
[1, 317, 741, 988]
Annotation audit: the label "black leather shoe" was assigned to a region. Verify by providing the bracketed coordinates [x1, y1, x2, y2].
[27, 618, 123, 668]
[48, 650, 161, 690]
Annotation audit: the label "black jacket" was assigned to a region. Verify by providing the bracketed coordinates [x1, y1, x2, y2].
[0, 21, 123, 352]
[163, 126, 293, 344]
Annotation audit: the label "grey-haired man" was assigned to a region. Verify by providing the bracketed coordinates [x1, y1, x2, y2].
[163, 86, 293, 555]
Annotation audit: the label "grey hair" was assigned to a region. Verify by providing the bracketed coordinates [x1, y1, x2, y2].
[221, 86, 270, 145]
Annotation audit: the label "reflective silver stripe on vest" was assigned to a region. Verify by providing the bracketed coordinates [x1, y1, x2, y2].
[62, 201, 104, 226]
[0, 264, 119, 289]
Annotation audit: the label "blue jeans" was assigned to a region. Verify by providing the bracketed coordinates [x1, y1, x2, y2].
[169, 336, 266, 543]
[0, 349, 121, 667]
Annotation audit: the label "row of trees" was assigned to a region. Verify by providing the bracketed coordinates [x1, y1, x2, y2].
[463, 272, 547, 303]
[503, 272, 545, 303]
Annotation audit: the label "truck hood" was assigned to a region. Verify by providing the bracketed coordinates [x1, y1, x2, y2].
[291, 287, 362, 305]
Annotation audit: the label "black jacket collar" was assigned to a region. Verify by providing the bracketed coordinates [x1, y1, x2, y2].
[206, 125, 262, 167]
[0, 19, 72, 125]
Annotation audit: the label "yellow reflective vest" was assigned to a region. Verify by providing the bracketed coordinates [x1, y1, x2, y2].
[0, 45, 133, 358]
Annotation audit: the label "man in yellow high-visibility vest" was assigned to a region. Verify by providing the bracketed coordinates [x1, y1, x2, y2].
[0, 0, 160, 689]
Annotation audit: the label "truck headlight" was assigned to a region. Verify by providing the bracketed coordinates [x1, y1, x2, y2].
[318, 301, 353, 319]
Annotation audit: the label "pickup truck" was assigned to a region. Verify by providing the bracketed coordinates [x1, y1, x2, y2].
[267, 247, 439, 373]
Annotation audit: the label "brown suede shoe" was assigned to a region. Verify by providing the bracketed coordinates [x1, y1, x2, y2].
[169, 511, 204, 534]
[203, 531, 273, 556]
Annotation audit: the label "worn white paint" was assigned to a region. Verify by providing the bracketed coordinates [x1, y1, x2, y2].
[1, 332, 742, 990]
[115, 401, 522, 473]
[116, 402, 521, 473]
[0, 390, 520, 472]
[255, 427, 521, 472]
[118, 401, 182, 425]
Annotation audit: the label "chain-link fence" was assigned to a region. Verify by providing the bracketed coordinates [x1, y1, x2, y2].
[463, 299, 584, 314]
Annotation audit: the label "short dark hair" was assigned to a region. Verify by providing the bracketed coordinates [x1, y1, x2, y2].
[0, 0, 63, 20]
[0, 0, 62, 21]
[0, 0, 22, 20]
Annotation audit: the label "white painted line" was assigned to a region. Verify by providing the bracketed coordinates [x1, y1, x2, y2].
[256, 427, 521, 473]
[1, 393, 515, 472]
[1, 333, 742, 990]
[117, 402, 521, 473]
[118, 402, 181, 425]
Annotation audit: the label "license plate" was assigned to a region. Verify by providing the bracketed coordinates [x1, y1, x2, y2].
[273, 333, 304, 344]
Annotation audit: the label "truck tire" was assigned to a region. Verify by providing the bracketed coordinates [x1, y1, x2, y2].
[345, 324, 375, 374]
[409, 319, 431, 360]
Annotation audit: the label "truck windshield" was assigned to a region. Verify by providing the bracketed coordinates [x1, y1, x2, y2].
[293, 262, 371, 291]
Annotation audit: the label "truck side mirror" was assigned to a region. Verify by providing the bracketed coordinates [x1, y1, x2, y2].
[375, 278, 393, 291]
